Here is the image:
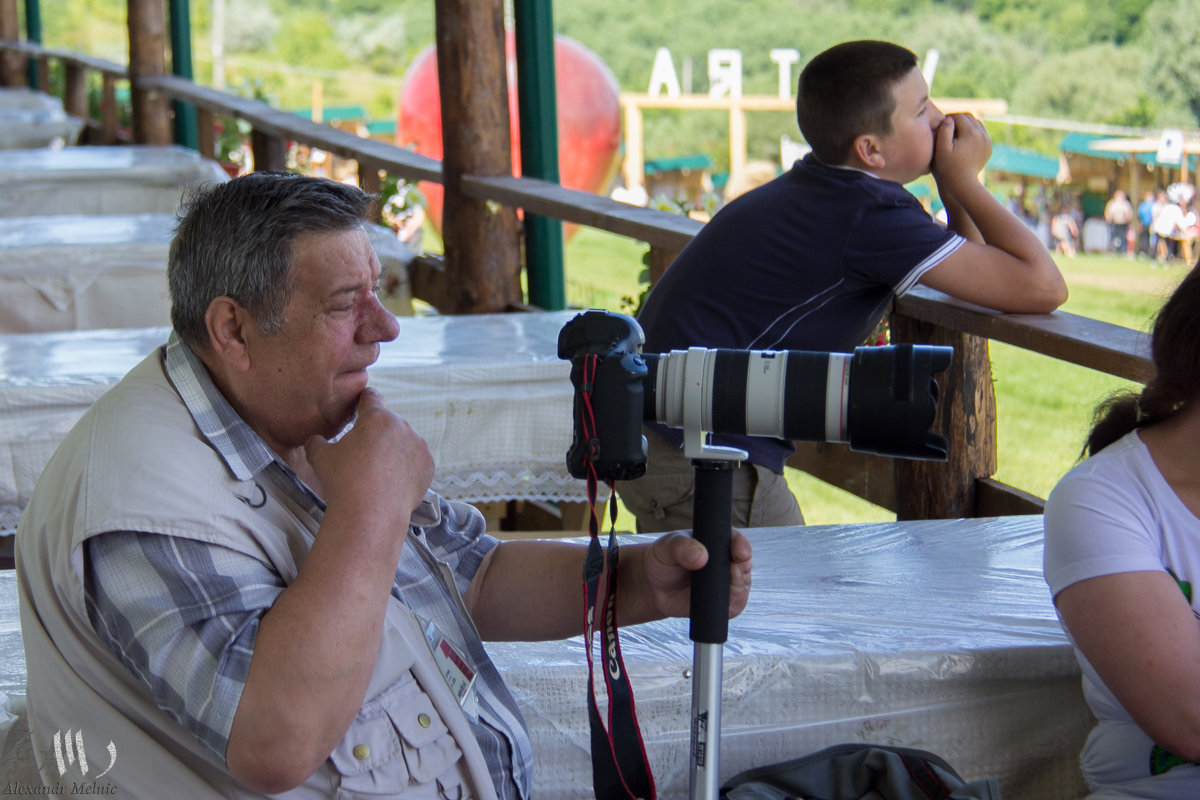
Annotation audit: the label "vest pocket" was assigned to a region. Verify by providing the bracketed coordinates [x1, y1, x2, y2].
[329, 673, 465, 796]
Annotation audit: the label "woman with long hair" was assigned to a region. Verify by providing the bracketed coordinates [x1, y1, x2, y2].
[1044, 264, 1200, 797]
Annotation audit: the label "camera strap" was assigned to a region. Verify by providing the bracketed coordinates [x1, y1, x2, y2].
[578, 355, 657, 800]
[583, 480, 657, 800]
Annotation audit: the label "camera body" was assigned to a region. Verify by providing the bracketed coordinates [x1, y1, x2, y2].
[557, 308, 651, 481]
[558, 309, 952, 482]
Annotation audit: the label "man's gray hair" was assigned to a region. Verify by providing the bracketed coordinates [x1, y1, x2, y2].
[168, 172, 375, 351]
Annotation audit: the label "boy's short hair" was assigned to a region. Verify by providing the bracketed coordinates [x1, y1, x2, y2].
[796, 40, 919, 166]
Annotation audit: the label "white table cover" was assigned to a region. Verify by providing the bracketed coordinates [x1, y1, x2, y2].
[0, 213, 414, 333]
[0, 108, 84, 150]
[0, 310, 588, 532]
[0, 89, 67, 112]
[0, 145, 229, 217]
[485, 516, 1091, 800]
[0, 517, 1091, 798]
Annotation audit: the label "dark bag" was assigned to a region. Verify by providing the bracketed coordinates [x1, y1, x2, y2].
[720, 743, 1002, 800]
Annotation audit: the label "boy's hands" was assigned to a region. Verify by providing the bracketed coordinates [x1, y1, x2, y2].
[931, 112, 992, 190]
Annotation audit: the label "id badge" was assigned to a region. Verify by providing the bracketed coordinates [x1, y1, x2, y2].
[423, 620, 479, 719]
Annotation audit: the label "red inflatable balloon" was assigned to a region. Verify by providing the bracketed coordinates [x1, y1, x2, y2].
[396, 32, 623, 238]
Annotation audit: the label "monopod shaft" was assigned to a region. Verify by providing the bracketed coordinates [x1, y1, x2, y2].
[688, 460, 735, 800]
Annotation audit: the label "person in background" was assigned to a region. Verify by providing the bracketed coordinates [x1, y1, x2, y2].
[620, 39, 1067, 534]
[1138, 190, 1158, 259]
[1044, 264, 1200, 797]
[1153, 192, 1185, 264]
[15, 172, 754, 798]
[1051, 205, 1079, 258]
[1104, 189, 1134, 256]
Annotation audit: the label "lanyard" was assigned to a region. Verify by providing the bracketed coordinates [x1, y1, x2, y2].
[578, 354, 657, 800]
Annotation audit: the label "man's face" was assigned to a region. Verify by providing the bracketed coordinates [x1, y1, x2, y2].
[241, 226, 400, 455]
[876, 67, 944, 184]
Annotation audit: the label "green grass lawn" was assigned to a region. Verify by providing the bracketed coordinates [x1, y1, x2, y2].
[560, 231, 1191, 526]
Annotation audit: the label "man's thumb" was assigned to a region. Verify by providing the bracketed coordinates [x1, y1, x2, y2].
[304, 434, 330, 459]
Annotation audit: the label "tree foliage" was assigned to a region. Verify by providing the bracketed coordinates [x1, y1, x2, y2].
[37, 0, 1186, 159]
[1141, 0, 1200, 125]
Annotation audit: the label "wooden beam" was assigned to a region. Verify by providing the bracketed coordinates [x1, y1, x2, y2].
[0, 0, 25, 86]
[461, 173, 702, 252]
[63, 62, 87, 117]
[101, 74, 121, 143]
[788, 442, 897, 511]
[142, 75, 445, 182]
[891, 316, 998, 520]
[975, 478, 1045, 517]
[406, 254, 456, 314]
[127, 0, 171, 144]
[196, 106, 215, 161]
[433, 0, 523, 313]
[896, 286, 1152, 383]
[250, 128, 286, 172]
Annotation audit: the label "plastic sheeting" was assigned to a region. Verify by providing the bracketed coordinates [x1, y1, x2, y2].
[0, 145, 230, 217]
[0, 310, 589, 533]
[0, 569, 37, 786]
[0, 213, 414, 334]
[0, 517, 1091, 797]
[0, 89, 83, 150]
[486, 518, 1092, 800]
[0, 109, 84, 150]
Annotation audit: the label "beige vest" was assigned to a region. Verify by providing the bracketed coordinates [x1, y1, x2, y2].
[16, 351, 497, 799]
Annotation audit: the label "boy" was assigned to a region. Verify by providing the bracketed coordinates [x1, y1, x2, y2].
[620, 40, 1067, 533]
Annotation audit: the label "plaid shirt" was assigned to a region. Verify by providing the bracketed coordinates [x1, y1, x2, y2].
[84, 332, 532, 798]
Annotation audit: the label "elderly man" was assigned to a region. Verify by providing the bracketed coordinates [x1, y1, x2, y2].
[16, 172, 753, 798]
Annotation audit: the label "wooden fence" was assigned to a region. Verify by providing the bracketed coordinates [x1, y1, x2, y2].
[0, 38, 1153, 521]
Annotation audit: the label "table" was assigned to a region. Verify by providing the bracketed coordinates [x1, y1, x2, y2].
[0, 517, 1092, 797]
[485, 517, 1091, 800]
[0, 89, 83, 149]
[0, 89, 67, 112]
[0, 310, 587, 534]
[0, 145, 230, 217]
[0, 213, 415, 334]
[0, 108, 84, 150]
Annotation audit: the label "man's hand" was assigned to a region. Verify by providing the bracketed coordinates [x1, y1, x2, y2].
[305, 387, 434, 525]
[931, 112, 992, 191]
[634, 529, 754, 621]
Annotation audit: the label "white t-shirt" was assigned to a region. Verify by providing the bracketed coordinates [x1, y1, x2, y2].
[1153, 203, 1186, 238]
[1044, 430, 1200, 796]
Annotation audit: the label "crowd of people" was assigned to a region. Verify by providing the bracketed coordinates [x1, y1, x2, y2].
[1021, 185, 1199, 265]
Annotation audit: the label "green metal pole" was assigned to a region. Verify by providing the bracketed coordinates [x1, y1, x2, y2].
[513, 0, 566, 310]
[168, 0, 198, 150]
[24, 0, 41, 89]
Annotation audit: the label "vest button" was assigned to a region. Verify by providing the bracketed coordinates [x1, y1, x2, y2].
[417, 713, 432, 728]
[352, 744, 370, 760]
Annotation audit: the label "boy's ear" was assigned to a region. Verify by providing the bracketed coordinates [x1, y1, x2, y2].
[851, 133, 886, 171]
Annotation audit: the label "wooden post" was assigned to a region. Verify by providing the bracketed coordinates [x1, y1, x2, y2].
[63, 63, 88, 118]
[101, 74, 120, 143]
[34, 58, 48, 92]
[358, 163, 383, 223]
[890, 314, 998, 519]
[622, 99, 645, 195]
[434, 0, 523, 313]
[127, 0, 172, 144]
[251, 129, 287, 172]
[196, 106, 215, 160]
[645, 245, 678, 287]
[0, 0, 24, 87]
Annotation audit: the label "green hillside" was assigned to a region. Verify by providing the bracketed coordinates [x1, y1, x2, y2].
[35, 0, 1200, 169]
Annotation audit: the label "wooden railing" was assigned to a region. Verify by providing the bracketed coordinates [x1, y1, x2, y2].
[0, 39, 1154, 521]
